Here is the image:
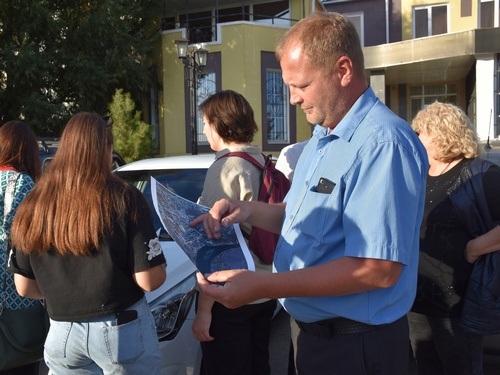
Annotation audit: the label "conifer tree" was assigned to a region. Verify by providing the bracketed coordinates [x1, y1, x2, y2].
[109, 89, 154, 163]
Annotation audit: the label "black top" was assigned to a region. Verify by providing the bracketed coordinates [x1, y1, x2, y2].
[412, 158, 500, 317]
[9, 186, 166, 321]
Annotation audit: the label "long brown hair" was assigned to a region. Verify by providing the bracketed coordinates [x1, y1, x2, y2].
[0, 120, 40, 180]
[12, 112, 134, 256]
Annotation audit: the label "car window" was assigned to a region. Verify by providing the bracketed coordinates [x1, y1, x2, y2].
[115, 168, 207, 237]
[481, 148, 500, 167]
[41, 157, 53, 173]
[38, 140, 125, 173]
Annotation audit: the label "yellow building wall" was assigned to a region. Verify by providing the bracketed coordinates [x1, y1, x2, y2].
[160, 23, 311, 156]
[160, 31, 189, 156]
[220, 23, 278, 144]
[401, 0, 479, 40]
[452, 1, 479, 30]
[159, 0, 323, 156]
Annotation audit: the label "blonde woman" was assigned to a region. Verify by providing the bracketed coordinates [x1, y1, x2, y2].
[410, 101, 500, 375]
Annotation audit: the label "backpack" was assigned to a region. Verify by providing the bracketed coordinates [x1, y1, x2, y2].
[216, 152, 291, 264]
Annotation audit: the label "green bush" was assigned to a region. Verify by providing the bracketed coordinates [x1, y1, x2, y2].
[109, 89, 154, 163]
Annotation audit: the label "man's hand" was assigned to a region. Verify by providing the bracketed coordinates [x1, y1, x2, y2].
[189, 198, 251, 239]
[196, 270, 268, 309]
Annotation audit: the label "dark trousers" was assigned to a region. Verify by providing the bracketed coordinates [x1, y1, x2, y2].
[0, 362, 39, 375]
[408, 311, 483, 375]
[201, 299, 276, 375]
[290, 315, 409, 375]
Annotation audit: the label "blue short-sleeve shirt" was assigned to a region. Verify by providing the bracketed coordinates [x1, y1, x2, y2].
[274, 87, 428, 324]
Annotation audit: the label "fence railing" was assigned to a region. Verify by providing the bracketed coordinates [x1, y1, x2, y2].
[162, 12, 297, 44]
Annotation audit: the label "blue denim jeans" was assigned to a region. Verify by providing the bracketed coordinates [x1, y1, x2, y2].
[44, 297, 161, 375]
[408, 311, 483, 375]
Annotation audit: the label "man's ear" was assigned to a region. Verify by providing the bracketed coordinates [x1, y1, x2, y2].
[335, 56, 354, 87]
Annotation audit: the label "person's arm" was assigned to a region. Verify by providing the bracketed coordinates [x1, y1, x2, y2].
[190, 198, 285, 239]
[465, 225, 500, 263]
[14, 274, 44, 299]
[133, 264, 167, 292]
[192, 291, 215, 342]
[196, 256, 402, 309]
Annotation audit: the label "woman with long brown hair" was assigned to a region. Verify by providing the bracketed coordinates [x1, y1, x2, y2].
[9, 112, 167, 374]
[0, 121, 41, 375]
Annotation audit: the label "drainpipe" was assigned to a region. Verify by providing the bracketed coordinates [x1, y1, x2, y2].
[385, 0, 389, 43]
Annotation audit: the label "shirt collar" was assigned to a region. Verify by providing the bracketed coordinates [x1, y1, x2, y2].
[316, 86, 377, 144]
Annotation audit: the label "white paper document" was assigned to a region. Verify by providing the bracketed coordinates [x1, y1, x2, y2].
[150, 177, 255, 273]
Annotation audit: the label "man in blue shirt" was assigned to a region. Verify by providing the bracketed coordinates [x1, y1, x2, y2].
[191, 11, 428, 375]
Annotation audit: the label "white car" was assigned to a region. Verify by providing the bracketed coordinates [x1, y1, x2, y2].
[480, 142, 500, 167]
[114, 154, 217, 375]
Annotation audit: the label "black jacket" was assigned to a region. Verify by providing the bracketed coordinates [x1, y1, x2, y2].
[450, 158, 500, 335]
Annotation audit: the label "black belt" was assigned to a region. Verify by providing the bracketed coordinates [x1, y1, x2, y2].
[294, 317, 385, 339]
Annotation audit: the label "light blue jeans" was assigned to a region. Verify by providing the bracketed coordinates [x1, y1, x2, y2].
[44, 297, 161, 375]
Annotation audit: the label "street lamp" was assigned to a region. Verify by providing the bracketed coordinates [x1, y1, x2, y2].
[175, 38, 207, 155]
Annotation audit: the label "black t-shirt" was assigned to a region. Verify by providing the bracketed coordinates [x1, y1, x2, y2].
[413, 159, 500, 317]
[9, 186, 166, 321]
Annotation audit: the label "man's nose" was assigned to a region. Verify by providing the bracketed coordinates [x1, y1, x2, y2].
[289, 87, 302, 105]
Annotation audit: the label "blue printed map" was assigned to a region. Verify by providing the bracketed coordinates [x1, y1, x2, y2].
[150, 177, 255, 273]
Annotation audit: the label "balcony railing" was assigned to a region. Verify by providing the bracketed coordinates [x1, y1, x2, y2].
[162, 11, 297, 44]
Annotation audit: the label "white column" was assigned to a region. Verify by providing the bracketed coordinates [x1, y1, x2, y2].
[370, 70, 386, 104]
[476, 56, 495, 141]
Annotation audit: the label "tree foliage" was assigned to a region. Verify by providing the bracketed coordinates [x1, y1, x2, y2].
[0, 0, 161, 136]
[109, 88, 153, 163]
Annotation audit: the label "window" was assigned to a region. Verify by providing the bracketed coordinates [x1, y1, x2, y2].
[196, 71, 216, 145]
[495, 54, 500, 137]
[409, 84, 457, 120]
[150, 82, 159, 151]
[184, 52, 221, 154]
[180, 11, 213, 44]
[345, 12, 364, 47]
[413, 4, 448, 38]
[261, 52, 295, 151]
[479, 0, 495, 27]
[266, 69, 290, 143]
[161, 1, 291, 42]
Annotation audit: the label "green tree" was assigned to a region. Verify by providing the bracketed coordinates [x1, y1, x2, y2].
[0, 0, 160, 136]
[109, 88, 153, 163]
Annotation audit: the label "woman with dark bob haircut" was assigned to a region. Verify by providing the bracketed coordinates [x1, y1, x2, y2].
[0, 121, 41, 375]
[9, 112, 167, 374]
[193, 90, 276, 375]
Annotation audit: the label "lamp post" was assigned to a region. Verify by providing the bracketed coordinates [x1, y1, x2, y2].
[175, 38, 207, 155]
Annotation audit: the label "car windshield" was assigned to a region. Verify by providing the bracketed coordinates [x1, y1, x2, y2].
[115, 168, 207, 238]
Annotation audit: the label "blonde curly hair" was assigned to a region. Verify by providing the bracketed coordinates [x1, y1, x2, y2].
[412, 101, 479, 162]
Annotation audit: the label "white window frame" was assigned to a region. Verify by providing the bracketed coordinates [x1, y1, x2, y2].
[479, 0, 499, 28]
[195, 71, 216, 145]
[412, 3, 449, 38]
[344, 12, 364, 47]
[265, 68, 290, 144]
